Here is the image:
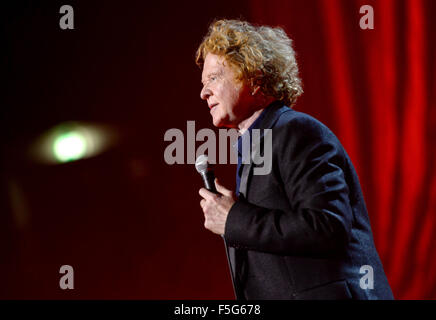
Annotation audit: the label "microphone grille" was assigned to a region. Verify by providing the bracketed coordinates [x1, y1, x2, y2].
[195, 154, 209, 173]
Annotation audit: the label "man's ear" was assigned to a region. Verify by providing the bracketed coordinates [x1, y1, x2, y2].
[250, 70, 263, 96]
[251, 85, 261, 96]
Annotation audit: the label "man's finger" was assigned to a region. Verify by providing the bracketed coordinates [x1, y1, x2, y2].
[199, 187, 219, 201]
[215, 178, 233, 197]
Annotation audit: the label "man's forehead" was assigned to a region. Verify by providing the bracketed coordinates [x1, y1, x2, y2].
[205, 53, 225, 65]
[202, 54, 226, 80]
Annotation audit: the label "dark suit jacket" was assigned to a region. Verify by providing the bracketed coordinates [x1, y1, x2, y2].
[224, 101, 394, 300]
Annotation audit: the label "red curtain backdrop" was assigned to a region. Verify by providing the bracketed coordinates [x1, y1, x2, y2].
[249, 0, 436, 299]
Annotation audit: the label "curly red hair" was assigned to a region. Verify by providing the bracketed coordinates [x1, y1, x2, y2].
[196, 19, 303, 107]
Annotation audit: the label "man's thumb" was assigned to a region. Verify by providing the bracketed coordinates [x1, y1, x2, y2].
[215, 178, 232, 196]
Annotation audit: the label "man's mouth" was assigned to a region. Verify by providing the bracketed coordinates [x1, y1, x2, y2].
[209, 103, 218, 110]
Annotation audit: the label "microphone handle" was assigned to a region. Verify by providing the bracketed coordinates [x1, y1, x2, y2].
[201, 170, 218, 193]
[198, 168, 237, 298]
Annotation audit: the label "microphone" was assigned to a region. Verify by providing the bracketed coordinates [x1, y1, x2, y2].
[195, 154, 218, 194]
[195, 154, 237, 298]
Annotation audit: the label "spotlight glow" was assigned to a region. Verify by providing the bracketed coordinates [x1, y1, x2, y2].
[53, 132, 87, 162]
[30, 121, 118, 165]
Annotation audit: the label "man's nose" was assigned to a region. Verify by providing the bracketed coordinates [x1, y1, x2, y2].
[200, 86, 211, 100]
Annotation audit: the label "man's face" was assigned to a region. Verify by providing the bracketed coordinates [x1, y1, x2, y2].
[200, 53, 255, 128]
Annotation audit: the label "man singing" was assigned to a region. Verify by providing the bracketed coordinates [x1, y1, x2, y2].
[197, 19, 393, 300]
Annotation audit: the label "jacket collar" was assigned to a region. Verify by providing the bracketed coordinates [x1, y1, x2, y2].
[255, 100, 291, 130]
[233, 100, 289, 155]
[237, 101, 291, 199]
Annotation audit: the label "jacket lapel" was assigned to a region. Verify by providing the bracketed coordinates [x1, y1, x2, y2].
[228, 102, 292, 299]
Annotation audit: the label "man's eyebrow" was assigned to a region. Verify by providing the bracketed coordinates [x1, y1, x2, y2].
[202, 71, 220, 84]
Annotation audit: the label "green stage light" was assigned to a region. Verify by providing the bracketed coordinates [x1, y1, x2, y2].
[30, 121, 118, 165]
[53, 131, 87, 162]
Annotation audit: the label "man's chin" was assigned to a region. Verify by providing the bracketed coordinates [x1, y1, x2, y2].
[212, 117, 223, 127]
[212, 115, 233, 128]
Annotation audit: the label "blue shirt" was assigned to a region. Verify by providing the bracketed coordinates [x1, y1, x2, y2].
[234, 107, 269, 197]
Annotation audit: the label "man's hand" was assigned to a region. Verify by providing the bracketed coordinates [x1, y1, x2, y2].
[199, 178, 236, 235]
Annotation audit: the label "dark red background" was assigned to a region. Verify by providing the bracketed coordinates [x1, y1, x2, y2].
[1, 0, 435, 299]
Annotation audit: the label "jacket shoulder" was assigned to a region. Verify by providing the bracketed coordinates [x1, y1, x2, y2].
[274, 109, 340, 145]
